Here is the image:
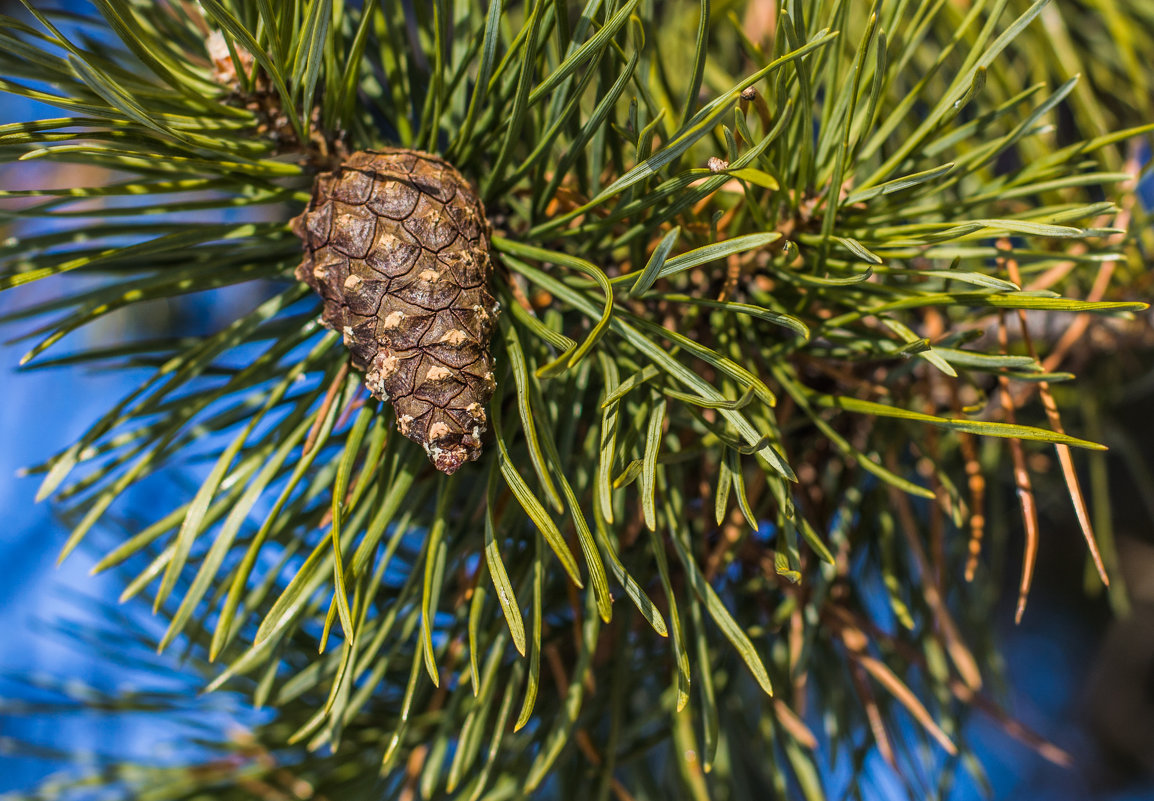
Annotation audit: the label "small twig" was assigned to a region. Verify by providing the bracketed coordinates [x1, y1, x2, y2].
[995, 311, 1041, 622]
[717, 252, 742, 302]
[1002, 250, 1109, 587]
[788, 600, 807, 711]
[834, 606, 1073, 767]
[884, 455, 983, 692]
[1039, 252, 1120, 375]
[507, 272, 536, 314]
[833, 611, 957, 756]
[956, 423, 985, 583]
[543, 643, 635, 801]
[303, 362, 349, 456]
[1005, 151, 1139, 409]
[847, 657, 897, 769]
[773, 698, 818, 750]
[334, 388, 366, 430]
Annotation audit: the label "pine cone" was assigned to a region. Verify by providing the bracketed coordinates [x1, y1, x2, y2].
[291, 149, 499, 474]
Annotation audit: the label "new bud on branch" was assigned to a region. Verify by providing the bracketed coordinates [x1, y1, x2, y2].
[291, 149, 499, 474]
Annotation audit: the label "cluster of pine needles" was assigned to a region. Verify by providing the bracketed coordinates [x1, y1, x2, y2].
[1, 1, 1153, 799]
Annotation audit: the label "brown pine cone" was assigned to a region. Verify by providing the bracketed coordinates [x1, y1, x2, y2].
[291, 149, 499, 474]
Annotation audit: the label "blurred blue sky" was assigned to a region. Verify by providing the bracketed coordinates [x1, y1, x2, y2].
[0, 85, 255, 789]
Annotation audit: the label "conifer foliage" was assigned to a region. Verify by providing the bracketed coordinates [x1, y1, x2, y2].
[1, 1, 1150, 798]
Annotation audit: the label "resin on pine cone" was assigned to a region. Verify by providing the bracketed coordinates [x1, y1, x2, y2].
[291, 149, 499, 474]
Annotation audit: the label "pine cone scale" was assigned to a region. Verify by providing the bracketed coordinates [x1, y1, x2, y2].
[292, 148, 498, 474]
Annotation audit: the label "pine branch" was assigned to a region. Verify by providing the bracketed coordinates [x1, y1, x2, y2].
[2, 1, 1151, 799]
